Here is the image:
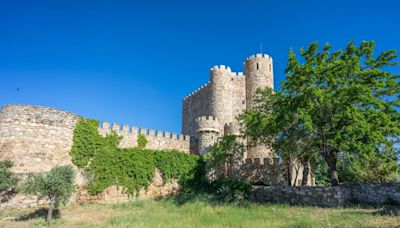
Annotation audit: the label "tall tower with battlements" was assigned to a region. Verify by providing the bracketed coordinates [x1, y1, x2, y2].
[182, 53, 273, 158]
[244, 54, 274, 158]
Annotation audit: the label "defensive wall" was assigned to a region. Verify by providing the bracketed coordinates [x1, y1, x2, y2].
[0, 104, 190, 209]
[0, 104, 190, 174]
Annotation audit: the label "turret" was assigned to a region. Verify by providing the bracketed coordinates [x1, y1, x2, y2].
[209, 65, 234, 132]
[244, 54, 274, 110]
[244, 54, 274, 159]
[195, 116, 221, 154]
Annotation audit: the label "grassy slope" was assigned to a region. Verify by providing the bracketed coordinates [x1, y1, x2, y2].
[0, 199, 399, 227]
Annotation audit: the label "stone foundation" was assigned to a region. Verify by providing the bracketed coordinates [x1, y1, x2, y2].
[251, 183, 400, 207]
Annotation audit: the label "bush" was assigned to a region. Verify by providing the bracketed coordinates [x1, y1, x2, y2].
[21, 165, 75, 222]
[210, 179, 252, 203]
[0, 160, 18, 194]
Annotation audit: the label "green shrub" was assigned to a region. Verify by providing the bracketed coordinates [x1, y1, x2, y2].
[0, 160, 18, 193]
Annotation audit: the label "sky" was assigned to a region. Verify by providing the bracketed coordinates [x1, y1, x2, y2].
[0, 0, 399, 133]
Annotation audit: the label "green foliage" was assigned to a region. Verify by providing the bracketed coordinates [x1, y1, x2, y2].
[203, 135, 245, 179]
[210, 179, 251, 203]
[21, 165, 75, 221]
[338, 148, 399, 183]
[71, 118, 200, 196]
[21, 165, 75, 207]
[137, 134, 148, 149]
[70, 119, 121, 168]
[0, 160, 18, 193]
[241, 41, 400, 185]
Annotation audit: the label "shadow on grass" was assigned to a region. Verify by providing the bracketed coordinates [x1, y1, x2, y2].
[372, 205, 400, 216]
[16, 208, 60, 221]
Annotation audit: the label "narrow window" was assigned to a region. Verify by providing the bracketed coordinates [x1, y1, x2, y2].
[256, 63, 259, 70]
[242, 100, 245, 105]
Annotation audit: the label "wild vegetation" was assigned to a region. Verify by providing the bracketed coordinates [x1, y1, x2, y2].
[1, 199, 399, 227]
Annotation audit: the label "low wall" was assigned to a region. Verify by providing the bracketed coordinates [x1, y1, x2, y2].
[251, 183, 400, 207]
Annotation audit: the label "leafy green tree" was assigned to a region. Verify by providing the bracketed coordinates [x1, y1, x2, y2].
[203, 135, 245, 180]
[338, 147, 399, 183]
[21, 165, 75, 222]
[242, 41, 400, 185]
[0, 160, 18, 194]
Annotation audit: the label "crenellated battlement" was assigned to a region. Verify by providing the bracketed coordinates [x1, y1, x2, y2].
[195, 116, 220, 133]
[183, 81, 210, 101]
[99, 121, 190, 141]
[245, 53, 272, 61]
[211, 65, 231, 72]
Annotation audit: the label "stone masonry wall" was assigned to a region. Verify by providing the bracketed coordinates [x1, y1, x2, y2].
[0, 105, 81, 174]
[182, 66, 246, 139]
[251, 183, 400, 207]
[98, 122, 190, 152]
[0, 104, 190, 209]
[233, 158, 286, 186]
[182, 82, 212, 137]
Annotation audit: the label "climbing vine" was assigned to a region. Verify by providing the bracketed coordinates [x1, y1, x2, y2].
[137, 134, 148, 148]
[70, 118, 199, 195]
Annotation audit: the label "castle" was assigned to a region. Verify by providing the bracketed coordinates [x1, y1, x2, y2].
[183, 53, 273, 159]
[2, 53, 399, 210]
[0, 52, 306, 209]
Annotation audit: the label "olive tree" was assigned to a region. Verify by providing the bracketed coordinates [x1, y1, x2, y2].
[21, 165, 75, 222]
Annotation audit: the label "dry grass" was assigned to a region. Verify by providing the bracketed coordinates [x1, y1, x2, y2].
[1, 199, 399, 227]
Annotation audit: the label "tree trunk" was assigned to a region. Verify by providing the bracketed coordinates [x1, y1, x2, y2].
[286, 161, 292, 186]
[302, 159, 310, 186]
[324, 151, 340, 186]
[47, 197, 56, 222]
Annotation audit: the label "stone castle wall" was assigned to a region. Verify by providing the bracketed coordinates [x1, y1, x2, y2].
[98, 122, 190, 152]
[182, 65, 246, 138]
[0, 105, 80, 174]
[0, 104, 190, 209]
[182, 82, 212, 137]
[251, 183, 400, 207]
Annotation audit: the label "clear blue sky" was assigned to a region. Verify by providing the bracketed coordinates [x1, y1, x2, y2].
[1, 0, 399, 133]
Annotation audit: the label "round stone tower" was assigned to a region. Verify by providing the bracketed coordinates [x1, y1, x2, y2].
[195, 116, 220, 155]
[244, 54, 274, 110]
[209, 65, 233, 133]
[244, 54, 274, 158]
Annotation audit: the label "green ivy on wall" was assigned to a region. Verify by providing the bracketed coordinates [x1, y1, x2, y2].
[70, 118, 199, 195]
[137, 134, 148, 149]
